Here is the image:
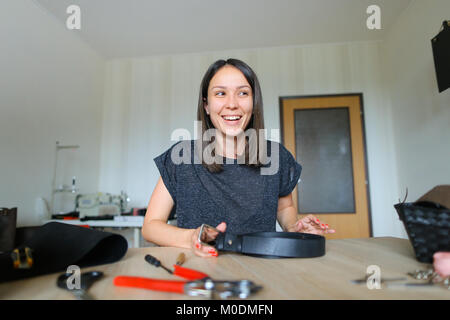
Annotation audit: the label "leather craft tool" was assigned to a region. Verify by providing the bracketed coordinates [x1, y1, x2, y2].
[114, 254, 262, 299]
[145, 254, 173, 275]
[176, 252, 186, 266]
[57, 270, 103, 300]
[145, 253, 209, 280]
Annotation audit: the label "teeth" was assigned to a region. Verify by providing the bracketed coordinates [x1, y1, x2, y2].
[223, 116, 241, 121]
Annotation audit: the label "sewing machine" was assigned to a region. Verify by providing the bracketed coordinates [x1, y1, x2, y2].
[76, 192, 129, 219]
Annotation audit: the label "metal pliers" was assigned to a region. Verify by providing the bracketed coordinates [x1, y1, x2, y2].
[113, 259, 262, 299]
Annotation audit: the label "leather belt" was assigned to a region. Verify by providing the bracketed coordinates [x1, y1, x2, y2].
[212, 230, 326, 259]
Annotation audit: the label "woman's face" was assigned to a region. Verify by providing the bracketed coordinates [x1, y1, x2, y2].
[204, 65, 253, 137]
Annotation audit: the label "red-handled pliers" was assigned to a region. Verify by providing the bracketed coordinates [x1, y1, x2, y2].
[113, 259, 212, 296]
[113, 260, 262, 299]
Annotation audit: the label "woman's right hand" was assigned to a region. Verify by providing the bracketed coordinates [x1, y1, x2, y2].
[191, 222, 227, 258]
[433, 252, 450, 278]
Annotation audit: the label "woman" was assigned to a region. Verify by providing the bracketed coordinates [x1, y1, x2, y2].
[142, 58, 335, 257]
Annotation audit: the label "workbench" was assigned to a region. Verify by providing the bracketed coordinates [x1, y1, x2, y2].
[0, 237, 448, 300]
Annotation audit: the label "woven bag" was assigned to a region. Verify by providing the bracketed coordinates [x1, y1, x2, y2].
[395, 201, 450, 263]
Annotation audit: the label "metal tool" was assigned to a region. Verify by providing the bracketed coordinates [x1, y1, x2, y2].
[176, 253, 186, 266]
[405, 268, 450, 289]
[145, 254, 209, 280]
[145, 254, 174, 275]
[350, 276, 407, 285]
[408, 268, 437, 281]
[385, 282, 435, 288]
[114, 254, 262, 299]
[57, 270, 103, 300]
[352, 268, 450, 289]
[198, 224, 221, 246]
[114, 275, 262, 299]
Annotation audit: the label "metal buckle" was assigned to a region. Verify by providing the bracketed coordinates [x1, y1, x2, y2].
[11, 247, 33, 269]
[198, 224, 221, 246]
[185, 277, 263, 299]
[408, 268, 450, 289]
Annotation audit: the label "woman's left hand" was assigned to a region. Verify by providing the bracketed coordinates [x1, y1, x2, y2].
[288, 214, 336, 235]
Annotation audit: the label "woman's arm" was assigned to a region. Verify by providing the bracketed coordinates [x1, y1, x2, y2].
[142, 176, 225, 257]
[276, 193, 335, 234]
[276, 193, 300, 232]
[142, 176, 194, 248]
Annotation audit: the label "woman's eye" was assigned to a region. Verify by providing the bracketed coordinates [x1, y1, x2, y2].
[215, 91, 225, 96]
[239, 91, 249, 96]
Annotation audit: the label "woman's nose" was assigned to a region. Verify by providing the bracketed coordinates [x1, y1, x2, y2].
[226, 94, 238, 109]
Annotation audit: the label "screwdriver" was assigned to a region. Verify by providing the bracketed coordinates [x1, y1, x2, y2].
[145, 254, 173, 275]
[176, 253, 186, 266]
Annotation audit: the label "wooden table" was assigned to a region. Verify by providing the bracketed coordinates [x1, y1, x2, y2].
[0, 237, 448, 300]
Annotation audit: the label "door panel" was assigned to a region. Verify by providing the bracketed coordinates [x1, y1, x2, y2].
[280, 94, 371, 239]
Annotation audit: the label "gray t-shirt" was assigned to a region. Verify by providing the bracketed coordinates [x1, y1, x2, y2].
[154, 140, 302, 234]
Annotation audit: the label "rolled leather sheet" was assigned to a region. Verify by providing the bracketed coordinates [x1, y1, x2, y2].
[0, 222, 128, 283]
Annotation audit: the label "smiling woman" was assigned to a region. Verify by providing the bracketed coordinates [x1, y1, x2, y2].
[141, 58, 335, 258]
[197, 59, 266, 172]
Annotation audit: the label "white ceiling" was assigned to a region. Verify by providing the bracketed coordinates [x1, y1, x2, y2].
[34, 0, 412, 59]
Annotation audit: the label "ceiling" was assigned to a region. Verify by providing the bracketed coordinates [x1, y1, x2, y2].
[34, 0, 412, 59]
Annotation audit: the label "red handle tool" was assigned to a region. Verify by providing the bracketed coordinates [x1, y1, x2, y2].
[173, 264, 209, 280]
[114, 276, 186, 293]
[114, 264, 209, 295]
[113, 265, 208, 291]
[113, 253, 210, 294]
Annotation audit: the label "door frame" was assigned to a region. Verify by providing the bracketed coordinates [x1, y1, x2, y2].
[279, 93, 373, 237]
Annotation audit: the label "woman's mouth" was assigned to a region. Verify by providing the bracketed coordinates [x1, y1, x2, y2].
[221, 115, 242, 126]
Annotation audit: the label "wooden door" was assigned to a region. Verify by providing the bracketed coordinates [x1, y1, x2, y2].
[280, 94, 372, 239]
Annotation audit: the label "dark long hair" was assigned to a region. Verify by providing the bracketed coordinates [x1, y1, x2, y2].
[196, 58, 266, 172]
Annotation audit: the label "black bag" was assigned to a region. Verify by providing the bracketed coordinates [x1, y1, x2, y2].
[0, 222, 128, 283]
[0, 208, 17, 253]
[395, 185, 450, 263]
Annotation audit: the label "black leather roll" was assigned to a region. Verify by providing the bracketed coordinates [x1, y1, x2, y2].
[216, 231, 326, 258]
[0, 222, 128, 283]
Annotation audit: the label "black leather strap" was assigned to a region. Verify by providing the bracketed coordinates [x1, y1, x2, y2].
[215, 232, 325, 258]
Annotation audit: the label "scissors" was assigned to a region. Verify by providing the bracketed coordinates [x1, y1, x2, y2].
[57, 270, 104, 300]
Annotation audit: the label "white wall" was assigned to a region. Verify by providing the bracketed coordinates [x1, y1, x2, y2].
[4, 0, 446, 238]
[98, 42, 403, 237]
[381, 0, 450, 203]
[0, 0, 105, 226]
